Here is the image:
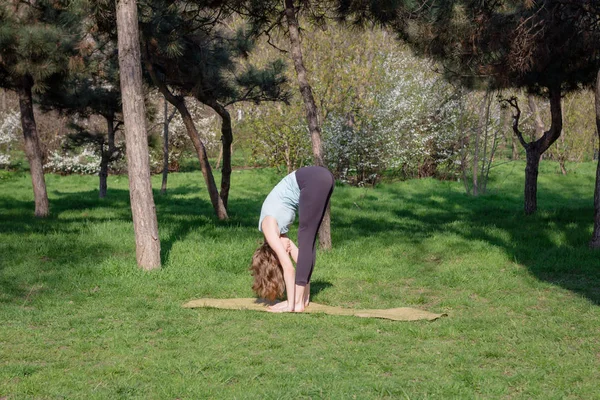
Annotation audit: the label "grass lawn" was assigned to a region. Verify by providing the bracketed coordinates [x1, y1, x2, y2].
[1, 161, 599, 399]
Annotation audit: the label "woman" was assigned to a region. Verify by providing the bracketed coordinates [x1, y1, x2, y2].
[250, 166, 334, 312]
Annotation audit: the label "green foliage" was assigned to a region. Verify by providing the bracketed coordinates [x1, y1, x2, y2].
[406, 1, 600, 92]
[239, 106, 312, 172]
[134, 1, 289, 106]
[548, 91, 597, 164]
[238, 23, 474, 183]
[1, 164, 600, 398]
[0, 0, 85, 92]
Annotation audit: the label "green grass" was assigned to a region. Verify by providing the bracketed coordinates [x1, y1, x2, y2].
[1, 161, 599, 399]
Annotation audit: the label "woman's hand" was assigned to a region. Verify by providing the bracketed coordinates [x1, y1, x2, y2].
[279, 237, 292, 253]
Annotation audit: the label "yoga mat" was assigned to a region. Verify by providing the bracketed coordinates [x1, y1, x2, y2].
[182, 298, 446, 321]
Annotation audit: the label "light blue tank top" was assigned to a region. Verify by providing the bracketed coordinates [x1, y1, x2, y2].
[258, 171, 300, 234]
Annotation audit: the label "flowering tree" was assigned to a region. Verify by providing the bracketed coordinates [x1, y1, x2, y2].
[45, 145, 102, 175]
[242, 27, 471, 185]
[0, 110, 20, 168]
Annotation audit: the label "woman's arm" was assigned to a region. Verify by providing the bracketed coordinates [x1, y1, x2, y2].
[288, 239, 299, 263]
[280, 238, 310, 307]
[282, 238, 309, 310]
[261, 217, 297, 312]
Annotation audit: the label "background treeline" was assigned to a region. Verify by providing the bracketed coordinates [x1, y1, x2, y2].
[1, 22, 596, 186]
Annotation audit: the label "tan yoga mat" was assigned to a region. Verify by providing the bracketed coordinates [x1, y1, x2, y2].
[183, 298, 446, 321]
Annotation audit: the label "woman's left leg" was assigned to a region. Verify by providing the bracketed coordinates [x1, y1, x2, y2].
[295, 166, 335, 286]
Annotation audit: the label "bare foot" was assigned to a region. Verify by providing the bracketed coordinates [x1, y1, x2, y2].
[268, 301, 291, 312]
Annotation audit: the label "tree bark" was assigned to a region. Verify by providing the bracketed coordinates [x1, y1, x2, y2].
[524, 147, 541, 214]
[480, 91, 491, 193]
[116, 0, 161, 270]
[205, 100, 233, 209]
[178, 102, 228, 219]
[523, 87, 563, 215]
[145, 61, 228, 219]
[589, 68, 600, 248]
[215, 144, 223, 170]
[473, 93, 489, 196]
[17, 74, 49, 217]
[283, 0, 331, 249]
[161, 97, 169, 195]
[511, 135, 519, 160]
[99, 114, 117, 198]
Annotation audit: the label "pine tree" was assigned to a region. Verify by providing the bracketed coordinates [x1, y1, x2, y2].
[0, 0, 85, 217]
[39, 32, 123, 199]
[95, 0, 289, 219]
[116, 0, 162, 270]
[140, 1, 289, 217]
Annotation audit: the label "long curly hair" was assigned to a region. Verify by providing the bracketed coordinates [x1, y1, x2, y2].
[249, 242, 284, 301]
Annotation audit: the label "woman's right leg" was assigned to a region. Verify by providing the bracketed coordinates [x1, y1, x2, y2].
[295, 166, 334, 286]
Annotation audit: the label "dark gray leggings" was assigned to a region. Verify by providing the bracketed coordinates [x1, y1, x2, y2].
[294, 166, 334, 286]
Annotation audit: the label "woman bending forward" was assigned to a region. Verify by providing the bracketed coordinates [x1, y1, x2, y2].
[250, 166, 334, 312]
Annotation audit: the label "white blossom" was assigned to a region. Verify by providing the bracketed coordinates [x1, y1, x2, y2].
[44, 145, 102, 175]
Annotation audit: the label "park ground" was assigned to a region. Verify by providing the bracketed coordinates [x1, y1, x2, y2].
[1, 161, 599, 399]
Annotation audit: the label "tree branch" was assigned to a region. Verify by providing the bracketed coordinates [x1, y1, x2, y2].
[501, 96, 529, 150]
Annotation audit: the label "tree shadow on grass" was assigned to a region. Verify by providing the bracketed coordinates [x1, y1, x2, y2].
[310, 280, 333, 297]
[0, 185, 223, 303]
[7, 168, 597, 307]
[0, 201, 118, 305]
[332, 182, 600, 305]
[0, 176, 274, 300]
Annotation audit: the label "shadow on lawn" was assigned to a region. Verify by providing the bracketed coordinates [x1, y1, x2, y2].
[310, 280, 333, 297]
[3, 170, 598, 306]
[0, 196, 121, 304]
[0, 184, 266, 304]
[334, 182, 600, 305]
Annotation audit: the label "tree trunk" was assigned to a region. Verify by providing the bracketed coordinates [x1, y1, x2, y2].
[144, 60, 228, 219]
[522, 86, 563, 215]
[473, 93, 487, 196]
[215, 144, 223, 170]
[512, 135, 519, 160]
[175, 99, 227, 219]
[99, 148, 108, 198]
[99, 114, 116, 198]
[178, 100, 228, 219]
[116, 0, 161, 270]
[483, 108, 502, 194]
[17, 74, 49, 217]
[283, 0, 331, 249]
[161, 97, 169, 195]
[480, 91, 491, 193]
[458, 99, 471, 194]
[558, 156, 567, 175]
[524, 146, 541, 215]
[558, 131, 567, 175]
[589, 68, 600, 248]
[204, 100, 233, 209]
